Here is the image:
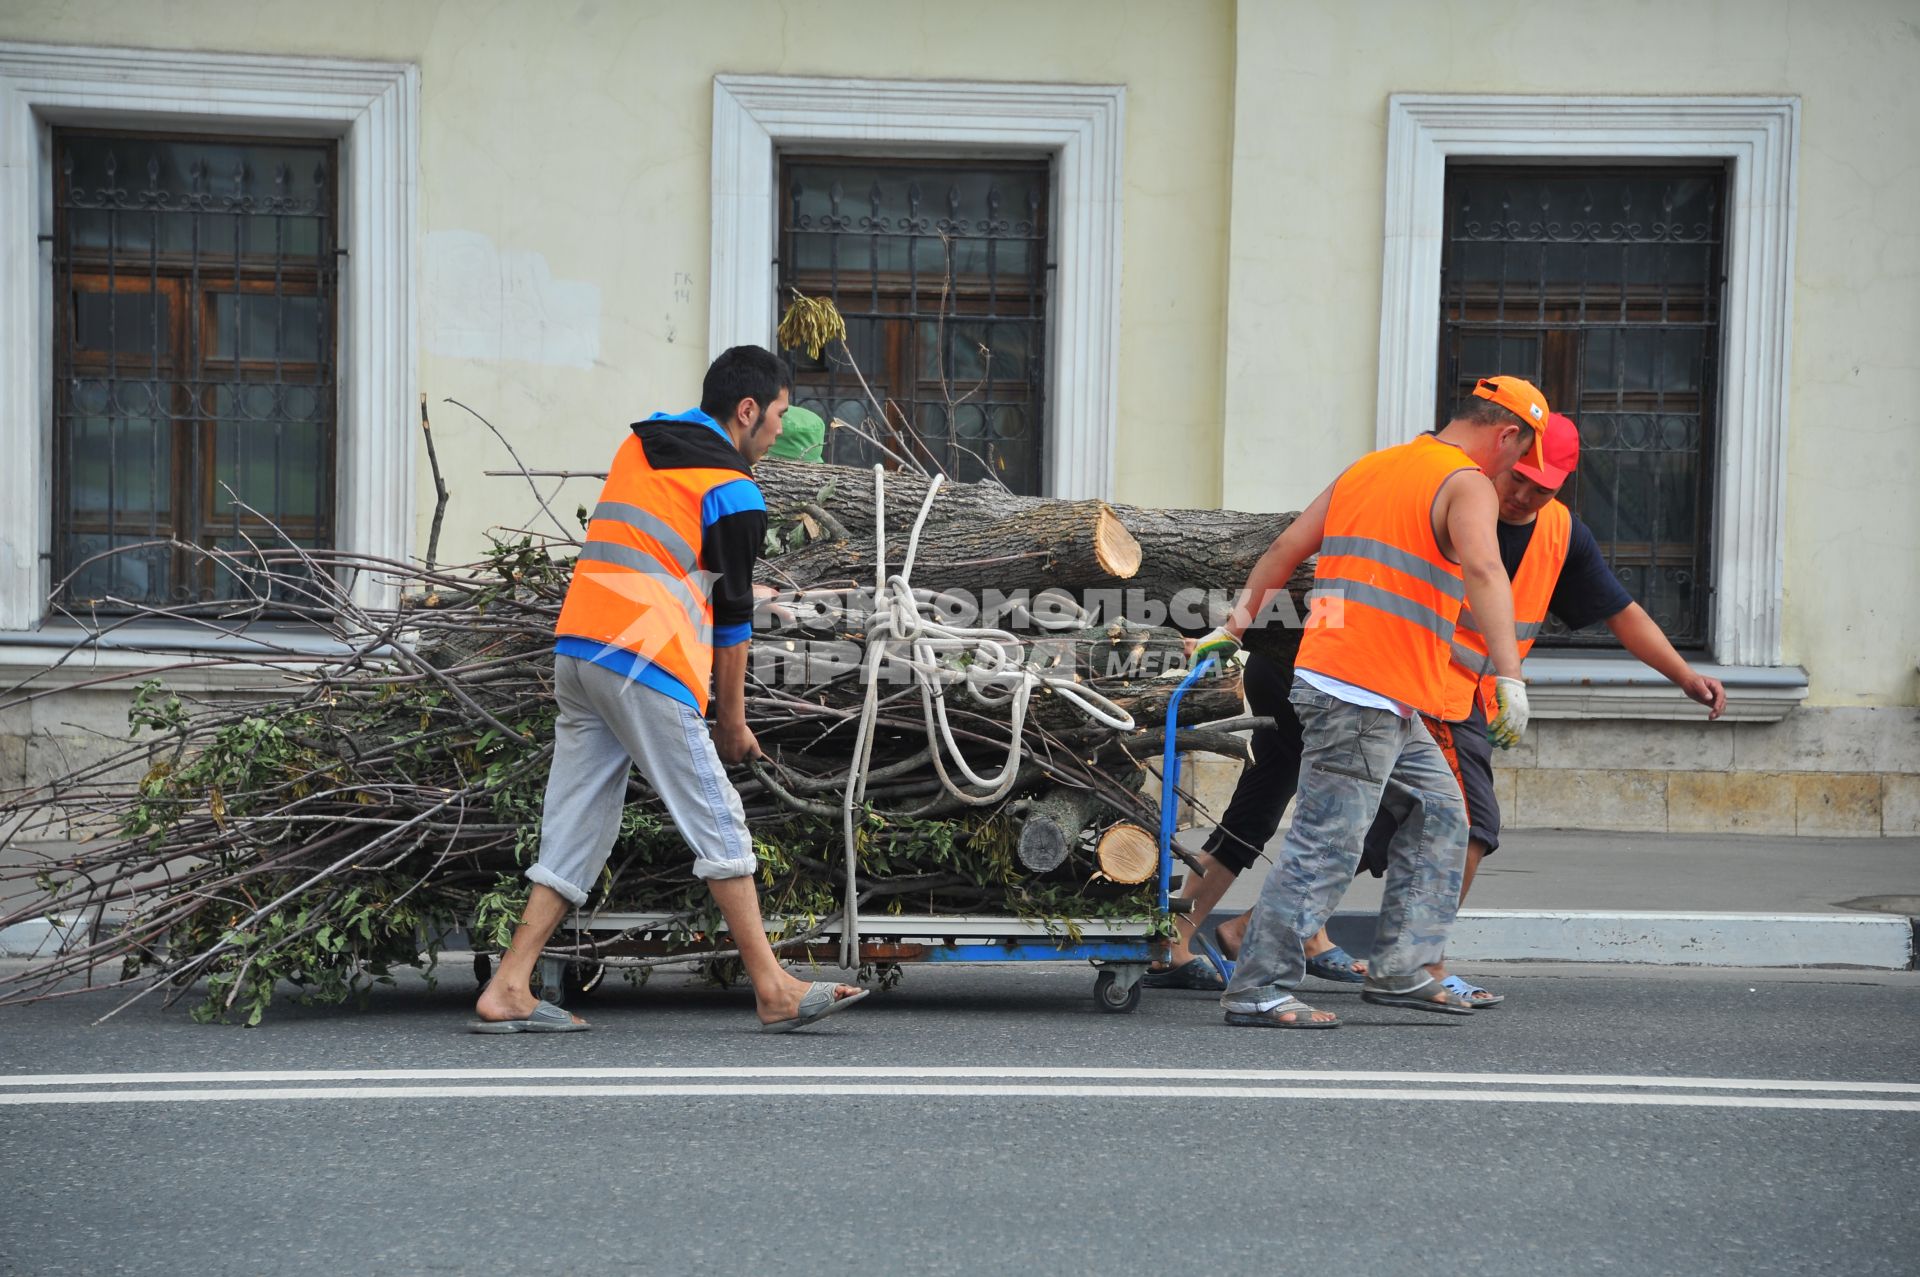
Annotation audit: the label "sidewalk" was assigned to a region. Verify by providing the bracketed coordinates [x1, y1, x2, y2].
[7, 830, 1918, 967]
[1204, 829, 1920, 969]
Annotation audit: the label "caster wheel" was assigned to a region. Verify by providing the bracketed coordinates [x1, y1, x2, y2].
[472, 953, 493, 985]
[563, 960, 606, 999]
[1094, 969, 1142, 1014]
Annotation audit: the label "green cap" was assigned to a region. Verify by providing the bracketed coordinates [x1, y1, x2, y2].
[765, 403, 827, 463]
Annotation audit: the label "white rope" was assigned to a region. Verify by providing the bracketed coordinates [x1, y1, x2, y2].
[837, 465, 1137, 965]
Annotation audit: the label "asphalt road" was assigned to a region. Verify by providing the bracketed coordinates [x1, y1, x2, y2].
[3, 961, 1917, 1277]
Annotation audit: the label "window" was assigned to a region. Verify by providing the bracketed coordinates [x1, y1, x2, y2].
[707, 75, 1122, 500]
[776, 157, 1050, 493]
[0, 44, 416, 634]
[52, 129, 338, 611]
[1376, 95, 1797, 683]
[1438, 165, 1726, 649]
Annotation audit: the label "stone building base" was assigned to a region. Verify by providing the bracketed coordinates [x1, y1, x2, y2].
[1180, 706, 1920, 838]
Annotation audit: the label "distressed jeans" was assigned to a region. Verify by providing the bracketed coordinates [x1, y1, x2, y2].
[1221, 677, 1469, 1010]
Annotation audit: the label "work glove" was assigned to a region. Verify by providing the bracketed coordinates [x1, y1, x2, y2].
[1189, 626, 1241, 664]
[1487, 676, 1530, 750]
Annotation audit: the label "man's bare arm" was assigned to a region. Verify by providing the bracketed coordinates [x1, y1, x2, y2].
[1606, 602, 1727, 718]
[1441, 474, 1523, 682]
[710, 643, 761, 764]
[1223, 482, 1334, 639]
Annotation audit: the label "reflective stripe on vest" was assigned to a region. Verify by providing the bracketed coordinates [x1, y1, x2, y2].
[574, 539, 716, 646]
[1448, 498, 1573, 712]
[1295, 435, 1479, 720]
[554, 434, 749, 713]
[589, 501, 698, 575]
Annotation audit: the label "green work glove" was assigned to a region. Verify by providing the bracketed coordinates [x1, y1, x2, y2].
[1488, 675, 1530, 750]
[1190, 626, 1241, 664]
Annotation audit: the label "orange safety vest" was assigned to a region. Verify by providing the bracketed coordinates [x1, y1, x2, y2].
[554, 435, 742, 713]
[1295, 435, 1481, 721]
[1450, 498, 1572, 720]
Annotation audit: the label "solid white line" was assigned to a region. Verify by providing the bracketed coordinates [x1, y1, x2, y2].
[2, 1065, 1916, 1094]
[1, 1082, 1917, 1111]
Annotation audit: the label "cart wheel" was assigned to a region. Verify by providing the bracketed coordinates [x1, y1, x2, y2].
[1094, 969, 1142, 1014]
[563, 960, 606, 999]
[472, 953, 493, 985]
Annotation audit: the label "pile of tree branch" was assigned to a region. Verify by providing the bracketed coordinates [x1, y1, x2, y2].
[0, 457, 1308, 1023]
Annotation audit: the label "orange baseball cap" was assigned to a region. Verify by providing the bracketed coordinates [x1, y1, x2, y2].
[1514, 412, 1581, 489]
[1471, 375, 1549, 471]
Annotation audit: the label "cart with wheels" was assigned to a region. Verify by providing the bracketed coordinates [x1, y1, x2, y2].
[494, 655, 1221, 1015]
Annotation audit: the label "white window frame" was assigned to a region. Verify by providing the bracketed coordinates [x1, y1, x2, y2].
[1375, 94, 1803, 716]
[0, 41, 418, 634]
[709, 74, 1123, 500]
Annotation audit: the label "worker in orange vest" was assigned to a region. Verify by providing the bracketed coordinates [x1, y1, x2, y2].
[1189, 376, 1546, 1026]
[473, 346, 867, 1034]
[1360, 410, 1728, 1007]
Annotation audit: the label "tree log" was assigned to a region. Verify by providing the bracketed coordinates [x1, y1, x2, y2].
[746, 617, 1246, 734]
[1015, 787, 1109, 872]
[755, 460, 1315, 659]
[1095, 822, 1160, 885]
[756, 499, 1140, 597]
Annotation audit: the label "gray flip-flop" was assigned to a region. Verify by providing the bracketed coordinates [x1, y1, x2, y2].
[760, 981, 869, 1033]
[1360, 980, 1476, 1016]
[468, 1000, 590, 1034]
[1223, 995, 1340, 1029]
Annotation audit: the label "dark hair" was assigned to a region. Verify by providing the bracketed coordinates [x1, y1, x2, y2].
[700, 345, 792, 424]
[1453, 395, 1528, 430]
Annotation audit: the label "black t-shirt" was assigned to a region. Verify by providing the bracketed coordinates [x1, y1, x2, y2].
[1496, 511, 1633, 631]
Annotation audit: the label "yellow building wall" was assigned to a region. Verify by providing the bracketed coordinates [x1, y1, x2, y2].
[0, 0, 1236, 557]
[5, 1, 1914, 709]
[1223, 0, 1920, 706]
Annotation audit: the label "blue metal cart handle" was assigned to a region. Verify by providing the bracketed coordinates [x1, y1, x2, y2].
[1158, 653, 1218, 911]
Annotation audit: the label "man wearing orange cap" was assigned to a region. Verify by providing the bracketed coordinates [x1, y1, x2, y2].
[1187, 375, 1545, 1026]
[1357, 409, 1728, 1007]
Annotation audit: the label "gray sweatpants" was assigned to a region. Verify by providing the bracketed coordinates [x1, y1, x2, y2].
[525, 655, 758, 906]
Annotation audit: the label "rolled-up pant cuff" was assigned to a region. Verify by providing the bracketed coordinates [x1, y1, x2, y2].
[525, 863, 590, 907]
[691, 854, 758, 882]
[1220, 990, 1299, 1014]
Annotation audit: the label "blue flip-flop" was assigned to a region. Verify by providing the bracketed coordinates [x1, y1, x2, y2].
[1190, 930, 1236, 985]
[1441, 974, 1505, 1007]
[1143, 957, 1225, 991]
[1305, 945, 1367, 984]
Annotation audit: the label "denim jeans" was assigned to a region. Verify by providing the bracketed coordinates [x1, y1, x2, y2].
[1221, 677, 1469, 1009]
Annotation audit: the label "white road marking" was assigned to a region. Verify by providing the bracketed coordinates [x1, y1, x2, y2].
[2, 1066, 1916, 1093]
[1, 1083, 1916, 1111]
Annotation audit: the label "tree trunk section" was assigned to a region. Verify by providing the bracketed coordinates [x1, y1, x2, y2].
[756, 460, 1315, 659]
[1015, 787, 1108, 872]
[757, 500, 1140, 597]
[1095, 822, 1160, 885]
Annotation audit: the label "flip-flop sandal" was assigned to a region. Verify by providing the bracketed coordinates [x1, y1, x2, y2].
[760, 981, 870, 1033]
[1190, 931, 1236, 985]
[468, 1000, 589, 1034]
[1305, 944, 1368, 984]
[1223, 995, 1340, 1030]
[1143, 957, 1226, 991]
[1441, 974, 1505, 1007]
[1360, 980, 1476, 1016]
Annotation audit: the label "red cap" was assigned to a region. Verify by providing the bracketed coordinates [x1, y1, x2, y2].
[1513, 412, 1580, 488]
